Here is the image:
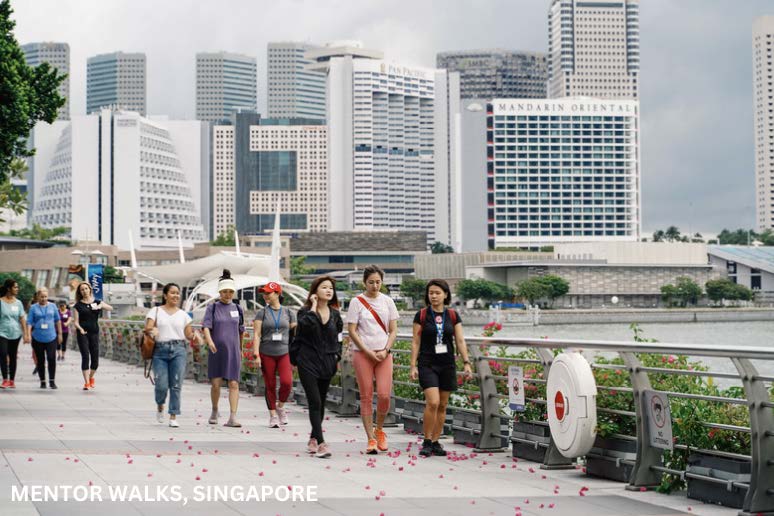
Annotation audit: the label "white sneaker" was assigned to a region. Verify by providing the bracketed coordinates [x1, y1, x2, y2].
[156, 411, 165, 424]
[269, 415, 280, 428]
[169, 419, 179, 428]
[277, 407, 288, 425]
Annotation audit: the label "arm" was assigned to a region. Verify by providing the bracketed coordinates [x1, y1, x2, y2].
[375, 318, 398, 362]
[201, 304, 217, 352]
[20, 312, 29, 344]
[55, 309, 62, 344]
[409, 322, 422, 381]
[347, 321, 380, 362]
[183, 322, 201, 344]
[72, 306, 86, 335]
[143, 308, 157, 338]
[252, 319, 262, 361]
[454, 323, 473, 380]
[98, 301, 113, 311]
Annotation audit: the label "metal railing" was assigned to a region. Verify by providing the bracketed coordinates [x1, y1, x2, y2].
[93, 320, 774, 515]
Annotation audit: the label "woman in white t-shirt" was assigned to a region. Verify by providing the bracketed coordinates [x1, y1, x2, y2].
[144, 283, 202, 427]
[346, 265, 399, 454]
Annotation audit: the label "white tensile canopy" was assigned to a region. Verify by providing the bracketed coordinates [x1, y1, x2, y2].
[134, 252, 271, 286]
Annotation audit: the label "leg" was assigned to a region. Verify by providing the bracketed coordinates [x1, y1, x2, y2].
[7, 338, 19, 381]
[45, 340, 57, 381]
[152, 346, 170, 411]
[374, 354, 394, 430]
[77, 333, 90, 383]
[227, 380, 240, 422]
[276, 354, 293, 407]
[260, 353, 279, 413]
[168, 343, 187, 417]
[0, 337, 9, 380]
[210, 377, 222, 412]
[423, 387, 441, 439]
[353, 351, 376, 440]
[60, 333, 68, 359]
[88, 333, 99, 377]
[32, 340, 46, 381]
[298, 369, 324, 443]
[433, 390, 452, 441]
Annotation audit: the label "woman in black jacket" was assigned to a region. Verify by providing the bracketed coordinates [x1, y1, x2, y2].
[290, 275, 343, 459]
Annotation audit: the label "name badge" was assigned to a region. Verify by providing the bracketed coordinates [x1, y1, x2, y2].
[41, 323, 49, 330]
[337, 332, 343, 343]
[271, 332, 283, 342]
[90, 303, 99, 310]
[10, 305, 18, 313]
[230, 310, 239, 318]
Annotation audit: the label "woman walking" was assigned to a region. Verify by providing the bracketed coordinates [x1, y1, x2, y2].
[72, 282, 114, 390]
[346, 265, 399, 454]
[410, 279, 473, 457]
[27, 287, 62, 389]
[202, 269, 247, 427]
[144, 283, 202, 427]
[289, 276, 343, 459]
[253, 282, 297, 428]
[57, 302, 71, 361]
[0, 279, 29, 389]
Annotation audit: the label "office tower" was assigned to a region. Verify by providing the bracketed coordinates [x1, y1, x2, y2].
[196, 52, 257, 123]
[753, 16, 774, 231]
[308, 42, 460, 244]
[87, 52, 146, 115]
[32, 109, 207, 249]
[267, 42, 326, 120]
[437, 49, 547, 99]
[487, 98, 640, 249]
[22, 42, 70, 120]
[212, 113, 328, 237]
[548, 0, 639, 99]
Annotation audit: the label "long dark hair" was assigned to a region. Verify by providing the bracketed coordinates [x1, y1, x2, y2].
[303, 275, 339, 310]
[0, 278, 17, 297]
[161, 283, 181, 306]
[75, 281, 92, 303]
[424, 279, 452, 307]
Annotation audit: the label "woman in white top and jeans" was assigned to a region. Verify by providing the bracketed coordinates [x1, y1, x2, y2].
[347, 265, 399, 454]
[144, 283, 202, 427]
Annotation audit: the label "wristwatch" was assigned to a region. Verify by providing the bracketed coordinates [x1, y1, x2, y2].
[463, 360, 471, 366]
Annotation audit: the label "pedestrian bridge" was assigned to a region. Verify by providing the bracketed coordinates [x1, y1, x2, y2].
[1, 320, 769, 516]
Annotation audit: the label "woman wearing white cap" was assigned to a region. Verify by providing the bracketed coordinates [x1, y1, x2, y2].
[253, 281, 297, 428]
[202, 269, 247, 427]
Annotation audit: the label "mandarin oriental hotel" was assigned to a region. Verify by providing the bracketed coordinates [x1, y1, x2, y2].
[487, 98, 640, 249]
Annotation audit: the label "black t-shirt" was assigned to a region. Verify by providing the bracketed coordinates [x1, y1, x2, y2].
[413, 308, 462, 367]
[74, 301, 102, 335]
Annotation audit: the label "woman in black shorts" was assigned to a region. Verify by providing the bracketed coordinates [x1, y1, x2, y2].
[410, 279, 473, 457]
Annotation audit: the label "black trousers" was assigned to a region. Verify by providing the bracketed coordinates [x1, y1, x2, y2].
[298, 367, 331, 444]
[32, 338, 57, 381]
[0, 336, 21, 380]
[58, 333, 69, 352]
[77, 332, 99, 371]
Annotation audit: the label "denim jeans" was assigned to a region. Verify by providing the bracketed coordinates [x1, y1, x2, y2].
[152, 340, 188, 415]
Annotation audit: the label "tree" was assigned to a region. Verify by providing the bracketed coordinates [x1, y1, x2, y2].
[0, 0, 66, 214]
[705, 279, 753, 303]
[664, 226, 682, 242]
[0, 158, 27, 222]
[400, 277, 426, 305]
[0, 272, 34, 305]
[660, 283, 679, 307]
[675, 276, 702, 306]
[536, 274, 570, 306]
[690, 232, 704, 243]
[516, 277, 551, 306]
[430, 241, 453, 254]
[652, 230, 665, 242]
[456, 278, 513, 308]
[2, 223, 70, 242]
[103, 265, 124, 284]
[210, 225, 235, 246]
[717, 228, 755, 245]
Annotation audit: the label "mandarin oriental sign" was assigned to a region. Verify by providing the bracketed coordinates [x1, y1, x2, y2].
[494, 101, 635, 114]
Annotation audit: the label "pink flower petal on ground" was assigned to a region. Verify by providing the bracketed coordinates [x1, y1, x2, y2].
[470, 500, 476, 505]
[253, 453, 259, 458]
[88, 481, 93, 486]
[156, 454, 161, 458]
[528, 467, 535, 473]
[272, 460, 277, 464]
[128, 459, 133, 464]
[184, 440, 189, 444]
[639, 487, 647, 492]
[541, 474, 547, 479]
[74, 459, 79, 463]
[549, 503, 555, 508]
[365, 485, 371, 490]
[398, 467, 404, 471]
[59, 424, 64, 428]
[27, 457, 33, 462]
[147, 473, 153, 478]
[202, 468, 208, 473]
[175, 459, 181, 464]
[259, 472, 264, 476]
[539, 504, 545, 509]
[214, 450, 219, 454]
[375, 496, 381, 501]
[453, 486, 459, 490]
[195, 476, 200, 481]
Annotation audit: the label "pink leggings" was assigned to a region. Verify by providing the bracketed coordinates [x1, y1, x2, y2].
[260, 353, 293, 410]
[353, 351, 393, 417]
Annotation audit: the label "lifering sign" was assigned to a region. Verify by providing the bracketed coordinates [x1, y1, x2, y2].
[547, 352, 598, 458]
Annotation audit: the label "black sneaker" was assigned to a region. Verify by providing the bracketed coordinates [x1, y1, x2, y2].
[49, 381, 58, 390]
[33, 367, 39, 376]
[419, 439, 433, 457]
[431, 441, 447, 456]
[40, 381, 47, 389]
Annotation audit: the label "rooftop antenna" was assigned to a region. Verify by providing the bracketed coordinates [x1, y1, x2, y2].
[234, 227, 241, 257]
[177, 230, 186, 264]
[269, 200, 281, 282]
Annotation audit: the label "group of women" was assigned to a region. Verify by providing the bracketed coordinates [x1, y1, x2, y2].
[143, 265, 472, 460]
[0, 278, 112, 391]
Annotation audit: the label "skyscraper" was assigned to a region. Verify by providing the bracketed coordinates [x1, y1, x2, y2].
[267, 42, 326, 120]
[196, 52, 257, 123]
[548, 0, 639, 100]
[87, 52, 146, 115]
[308, 42, 460, 245]
[22, 42, 70, 120]
[436, 49, 547, 100]
[754, 16, 774, 231]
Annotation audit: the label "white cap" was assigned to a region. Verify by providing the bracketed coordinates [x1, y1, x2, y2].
[218, 278, 236, 292]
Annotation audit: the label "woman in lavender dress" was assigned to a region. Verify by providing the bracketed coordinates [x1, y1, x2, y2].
[202, 269, 247, 427]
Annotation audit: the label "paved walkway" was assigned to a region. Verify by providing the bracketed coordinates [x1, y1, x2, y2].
[0, 351, 737, 516]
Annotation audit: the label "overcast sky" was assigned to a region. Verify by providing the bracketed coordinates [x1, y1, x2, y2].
[10, 0, 773, 234]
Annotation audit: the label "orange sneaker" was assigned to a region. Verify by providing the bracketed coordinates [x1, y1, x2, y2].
[375, 428, 388, 452]
[366, 438, 378, 455]
[89, 378, 95, 388]
[83, 383, 90, 391]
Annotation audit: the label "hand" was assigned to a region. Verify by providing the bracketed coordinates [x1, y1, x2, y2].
[374, 349, 388, 361]
[208, 342, 217, 353]
[254, 355, 261, 368]
[310, 294, 318, 307]
[193, 331, 203, 345]
[367, 350, 382, 363]
[79, 329, 87, 335]
[24, 334, 31, 344]
[57, 335, 62, 345]
[410, 366, 418, 381]
[151, 327, 159, 339]
[463, 363, 473, 381]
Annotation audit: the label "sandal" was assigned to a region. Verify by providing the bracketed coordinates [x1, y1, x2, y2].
[223, 420, 242, 428]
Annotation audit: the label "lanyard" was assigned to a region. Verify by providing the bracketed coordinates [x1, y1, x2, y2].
[431, 308, 445, 343]
[267, 306, 283, 332]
